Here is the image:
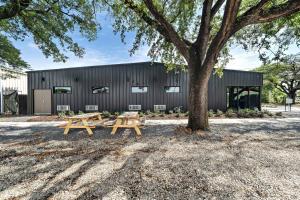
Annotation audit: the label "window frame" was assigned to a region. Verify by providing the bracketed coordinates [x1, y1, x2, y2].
[226, 86, 261, 110]
[131, 86, 148, 93]
[91, 86, 110, 94]
[53, 86, 72, 94]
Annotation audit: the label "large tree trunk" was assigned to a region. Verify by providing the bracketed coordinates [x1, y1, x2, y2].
[187, 58, 211, 131]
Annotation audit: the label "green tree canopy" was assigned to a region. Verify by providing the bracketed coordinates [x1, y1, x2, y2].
[0, 0, 99, 72]
[255, 54, 300, 103]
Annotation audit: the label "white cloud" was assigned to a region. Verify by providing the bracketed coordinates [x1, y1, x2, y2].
[226, 47, 262, 71]
[25, 45, 150, 71]
[27, 42, 39, 50]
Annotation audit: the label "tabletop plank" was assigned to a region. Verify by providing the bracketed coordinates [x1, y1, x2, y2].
[65, 112, 101, 119]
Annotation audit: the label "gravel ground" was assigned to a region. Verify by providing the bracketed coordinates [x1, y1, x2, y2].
[0, 119, 299, 200]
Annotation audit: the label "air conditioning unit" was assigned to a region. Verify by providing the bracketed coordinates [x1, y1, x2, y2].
[85, 105, 98, 111]
[154, 105, 166, 111]
[57, 105, 70, 112]
[129, 105, 142, 111]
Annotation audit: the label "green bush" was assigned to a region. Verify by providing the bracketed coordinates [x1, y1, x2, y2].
[174, 106, 182, 114]
[237, 109, 251, 118]
[263, 109, 273, 117]
[208, 109, 214, 117]
[168, 110, 174, 114]
[102, 111, 111, 118]
[145, 110, 151, 115]
[68, 110, 75, 116]
[58, 111, 66, 118]
[78, 110, 84, 115]
[215, 109, 223, 117]
[139, 112, 144, 117]
[225, 109, 236, 118]
[114, 112, 120, 116]
[184, 111, 189, 117]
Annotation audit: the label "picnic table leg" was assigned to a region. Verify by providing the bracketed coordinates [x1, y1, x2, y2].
[111, 119, 122, 135]
[64, 119, 73, 135]
[97, 114, 102, 121]
[134, 126, 142, 136]
[82, 119, 94, 136]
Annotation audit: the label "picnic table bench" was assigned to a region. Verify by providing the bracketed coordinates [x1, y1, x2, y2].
[111, 112, 143, 136]
[61, 112, 104, 136]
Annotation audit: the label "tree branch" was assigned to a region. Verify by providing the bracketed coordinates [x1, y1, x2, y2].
[0, 0, 20, 20]
[194, 0, 213, 61]
[142, 0, 190, 60]
[201, 0, 241, 75]
[233, 0, 300, 32]
[211, 0, 225, 18]
[0, 0, 31, 19]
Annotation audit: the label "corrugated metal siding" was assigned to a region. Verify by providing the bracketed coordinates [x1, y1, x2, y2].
[1, 74, 27, 94]
[27, 62, 262, 114]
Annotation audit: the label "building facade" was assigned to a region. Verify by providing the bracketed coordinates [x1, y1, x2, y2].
[27, 62, 263, 115]
[0, 68, 28, 114]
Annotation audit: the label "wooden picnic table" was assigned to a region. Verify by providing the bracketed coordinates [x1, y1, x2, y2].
[61, 112, 103, 136]
[111, 112, 142, 136]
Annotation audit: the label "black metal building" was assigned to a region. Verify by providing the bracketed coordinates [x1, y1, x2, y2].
[27, 62, 263, 115]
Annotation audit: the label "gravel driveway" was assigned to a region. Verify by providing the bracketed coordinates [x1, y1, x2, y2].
[0, 118, 299, 199]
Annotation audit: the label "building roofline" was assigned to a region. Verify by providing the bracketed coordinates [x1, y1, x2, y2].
[26, 61, 262, 74]
[1, 67, 27, 75]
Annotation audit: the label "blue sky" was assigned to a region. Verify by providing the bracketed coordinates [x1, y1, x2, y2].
[12, 14, 299, 71]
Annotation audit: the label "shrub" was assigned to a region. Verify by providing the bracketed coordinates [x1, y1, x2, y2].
[102, 111, 111, 118]
[145, 110, 151, 115]
[68, 110, 75, 116]
[139, 112, 144, 117]
[208, 109, 214, 117]
[263, 109, 273, 117]
[215, 109, 223, 117]
[174, 106, 183, 113]
[168, 110, 174, 114]
[114, 112, 120, 116]
[58, 111, 66, 118]
[78, 110, 84, 115]
[225, 109, 236, 118]
[237, 109, 250, 118]
[184, 111, 189, 117]
[154, 109, 161, 115]
[275, 112, 282, 116]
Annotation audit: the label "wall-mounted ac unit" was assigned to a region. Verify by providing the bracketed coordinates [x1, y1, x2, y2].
[129, 105, 141, 111]
[85, 105, 98, 111]
[57, 105, 70, 112]
[154, 105, 166, 111]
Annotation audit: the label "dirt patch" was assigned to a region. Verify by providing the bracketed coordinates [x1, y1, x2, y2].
[27, 115, 63, 122]
[0, 120, 299, 199]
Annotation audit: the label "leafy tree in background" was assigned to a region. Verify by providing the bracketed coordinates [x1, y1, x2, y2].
[0, 0, 98, 73]
[96, 0, 300, 130]
[255, 54, 300, 104]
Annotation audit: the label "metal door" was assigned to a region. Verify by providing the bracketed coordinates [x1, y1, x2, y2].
[34, 89, 51, 115]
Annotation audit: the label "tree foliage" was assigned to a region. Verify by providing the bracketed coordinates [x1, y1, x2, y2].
[0, 0, 99, 72]
[255, 54, 300, 103]
[96, 0, 300, 67]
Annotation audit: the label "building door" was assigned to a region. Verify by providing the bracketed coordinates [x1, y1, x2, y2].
[34, 89, 51, 115]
